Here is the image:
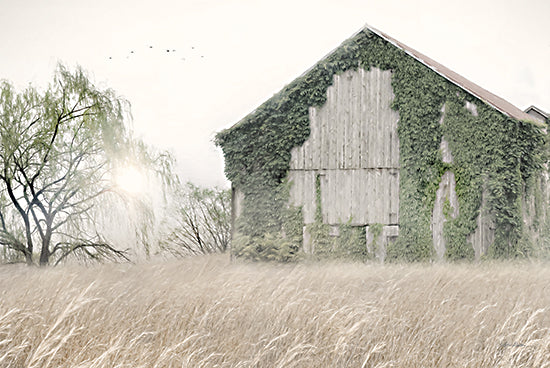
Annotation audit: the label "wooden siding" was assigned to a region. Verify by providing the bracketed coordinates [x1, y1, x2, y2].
[432, 171, 459, 259]
[366, 225, 399, 262]
[523, 172, 550, 247]
[432, 104, 459, 260]
[288, 168, 399, 225]
[467, 186, 494, 259]
[288, 68, 400, 226]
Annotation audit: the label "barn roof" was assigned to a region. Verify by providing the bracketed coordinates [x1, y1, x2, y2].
[229, 25, 540, 131]
[366, 25, 536, 123]
[524, 105, 548, 123]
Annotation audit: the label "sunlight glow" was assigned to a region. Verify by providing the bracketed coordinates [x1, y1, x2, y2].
[115, 166, 146, 194]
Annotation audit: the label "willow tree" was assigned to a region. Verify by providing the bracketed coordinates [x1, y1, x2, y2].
[0, 64, 166, 266]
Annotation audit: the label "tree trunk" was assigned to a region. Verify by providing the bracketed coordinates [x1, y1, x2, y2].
[39, 247, 49, 266]
[24, 221, 34, 266]
[39, 223, 53, 266]
[25, 251, 33, 266]
[39, 232, 51, 266]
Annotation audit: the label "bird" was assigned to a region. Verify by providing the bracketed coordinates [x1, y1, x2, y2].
[106, 44, 205, 63]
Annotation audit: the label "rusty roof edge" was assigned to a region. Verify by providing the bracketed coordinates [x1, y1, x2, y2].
[365, 24, 542, 125]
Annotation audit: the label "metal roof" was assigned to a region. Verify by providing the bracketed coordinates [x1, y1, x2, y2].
[366, 25, 537, 123]
[524, 105, 548, 122]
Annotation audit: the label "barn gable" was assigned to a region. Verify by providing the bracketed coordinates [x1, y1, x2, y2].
[216, 26, 547, 262]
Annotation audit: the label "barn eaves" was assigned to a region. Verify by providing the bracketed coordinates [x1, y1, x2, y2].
[364, 25, 538, 123]
[230, 24, 540, 130]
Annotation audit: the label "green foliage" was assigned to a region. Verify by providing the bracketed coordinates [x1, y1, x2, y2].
[231, 179, 302, 262]
[306, 221, 367, 262]
[441, 98, 545, 259]
[216, 29, 547, 262]
[232, 231, 301, 262]
[336, 222, 368, 261]
[368, 223, 383, 258]
[0, 63, 173, 266]
[281, 205, 304, 255]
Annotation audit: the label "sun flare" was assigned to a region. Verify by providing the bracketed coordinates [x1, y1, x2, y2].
[115, 166, 146, 194]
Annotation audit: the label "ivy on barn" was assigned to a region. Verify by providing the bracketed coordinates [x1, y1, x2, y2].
[215, 29, 547, 262]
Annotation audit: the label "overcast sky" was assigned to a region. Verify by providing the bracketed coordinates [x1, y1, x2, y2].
[1, 0, 549, 187]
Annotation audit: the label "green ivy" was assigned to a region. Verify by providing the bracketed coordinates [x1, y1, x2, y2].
[369, 223, 383, 258]
[216, 29, 547, 262]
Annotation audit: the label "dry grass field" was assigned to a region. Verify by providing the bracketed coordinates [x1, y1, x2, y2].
[1, 255, 549, 367]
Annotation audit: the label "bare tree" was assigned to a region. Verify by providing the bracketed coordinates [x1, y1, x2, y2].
[160, 183, 230, 257]
[0, 64, 168, 266]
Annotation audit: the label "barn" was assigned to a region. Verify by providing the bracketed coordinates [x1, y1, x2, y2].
[216, 25, 548, 262]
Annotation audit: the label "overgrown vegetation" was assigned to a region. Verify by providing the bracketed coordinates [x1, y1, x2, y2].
[232, 181, 303, 262]
[216, 29, 547, 262]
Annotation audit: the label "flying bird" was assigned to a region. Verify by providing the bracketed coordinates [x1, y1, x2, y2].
[106, 44, 204, 62]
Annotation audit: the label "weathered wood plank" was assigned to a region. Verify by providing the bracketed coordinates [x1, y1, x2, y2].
[319, 103, 327, 169]
[341, 72, 349, 169]
[289, 169, 399, 225]
[390, 169, 399, 224]
[346, 70, 358, 169]
[309, 107, 317, 169]
[360, 68, 368, 168]
[288, 67, 400, 226]
[329, 75, 338, 170]
[432, 170, 460, 260]
[376, 68, 383, 167]
[382, 69, 390, 167]
[351, 69, 360, 168]
[303, 170, 313, 224]
[371, 68, 379, 167]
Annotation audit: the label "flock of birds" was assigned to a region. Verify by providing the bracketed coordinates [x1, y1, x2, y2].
[108, 45, 205, 62]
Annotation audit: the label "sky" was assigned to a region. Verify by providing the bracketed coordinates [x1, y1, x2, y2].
[1, 0, 549, 188]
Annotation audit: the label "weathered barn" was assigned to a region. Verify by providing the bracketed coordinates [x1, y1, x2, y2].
[216, 25, 548, 262]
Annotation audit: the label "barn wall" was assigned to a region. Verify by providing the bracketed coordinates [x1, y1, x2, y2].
[467, 186, 494, 259]
[230, 70, 543, 261]
[432, 101, 495, 260]
[230, 186, 244, 249]
[288, 67, 400, 226]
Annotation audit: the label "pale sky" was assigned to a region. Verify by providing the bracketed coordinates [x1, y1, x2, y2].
[1, 0, 549, 187]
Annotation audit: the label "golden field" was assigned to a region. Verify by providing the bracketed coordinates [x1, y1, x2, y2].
[0, 255, 549, 367]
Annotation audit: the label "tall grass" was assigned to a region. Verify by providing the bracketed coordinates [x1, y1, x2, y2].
[1, 255, 549, 367]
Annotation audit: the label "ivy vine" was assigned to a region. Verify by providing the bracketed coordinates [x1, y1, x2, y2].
[215, 29, 547, 262]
